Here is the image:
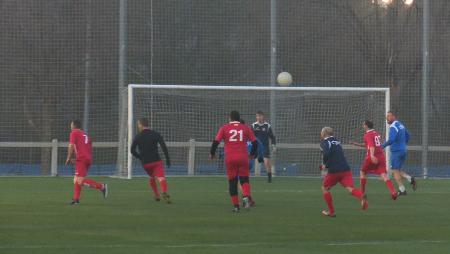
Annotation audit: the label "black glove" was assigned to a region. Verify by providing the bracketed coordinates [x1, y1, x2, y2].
[257, 157, 264, 163]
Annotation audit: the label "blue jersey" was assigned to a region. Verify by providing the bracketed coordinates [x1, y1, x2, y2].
[320, 136, 351, 174]
[382, 120, 410, 152]
[247, 139, 265, 158]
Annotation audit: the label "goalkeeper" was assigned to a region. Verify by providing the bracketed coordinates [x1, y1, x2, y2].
[251, 111, 277, 183]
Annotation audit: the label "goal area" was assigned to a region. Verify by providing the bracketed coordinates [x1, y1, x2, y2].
[118, 85, 390, 179]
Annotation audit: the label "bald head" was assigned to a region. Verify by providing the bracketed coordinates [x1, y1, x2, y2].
[321, 127, 334, 140]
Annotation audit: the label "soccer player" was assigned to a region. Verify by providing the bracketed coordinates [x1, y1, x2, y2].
[350, 120, 397, 200]
[131, 118, 172, 203]
[382, 111, 417, 196]
[210, 111, 258, 212]
[320, 127, 368, 217]
[66, 120, 108, 205]
[251, 111, 276, 183]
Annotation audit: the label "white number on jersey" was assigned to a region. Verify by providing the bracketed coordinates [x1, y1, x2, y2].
[83, 134, 89, 144]
[374, 135, 381, 146]
[229, 130, 243, 142]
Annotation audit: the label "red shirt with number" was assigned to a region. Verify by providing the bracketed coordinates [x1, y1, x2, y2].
[215, 121, 256, 159]
[69, 129, 92, 162]
[364, 129, 385, 162]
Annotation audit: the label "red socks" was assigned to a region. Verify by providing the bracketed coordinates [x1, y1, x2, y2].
[73, 183, 81, 200]
[73, 179, 103, 201]
[231, 195, 239, 206]
[82, 179, 104, 190]
[159, 178, 168, 193]
[323, 192, 334, 215]
[360, 178, 367, 194]
[351, 188, 363, 199]
[385, 179, 396, 195]
[149, 177, 160, 197]
[241, 183, 251, 197]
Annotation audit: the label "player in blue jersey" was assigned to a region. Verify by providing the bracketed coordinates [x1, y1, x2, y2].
[382, 111, 417, 196]
[252, 111, 276, 183]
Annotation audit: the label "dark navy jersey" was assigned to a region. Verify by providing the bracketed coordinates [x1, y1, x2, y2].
[251, 122, 276, 147]
[320, 136, 350, 174]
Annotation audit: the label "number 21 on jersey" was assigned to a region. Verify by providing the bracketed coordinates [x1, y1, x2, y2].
[229, 129, 243, 142]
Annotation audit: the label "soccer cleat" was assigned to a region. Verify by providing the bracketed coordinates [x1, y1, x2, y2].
[248, 196, 256, 207]
[397, 190, 407, 196]
[70, 199, 80, 206]
[391, 192, 398, 200]
[321, 210, 336, 218]
[242, 197, 250, 209]
[232, 205, 240, 213]
[101, 183, 108, 199]
[361, 194, 369, 210]
[154, 196, 161, 202]
[162, 193, 172, 204]
[411, 177, 417, 191]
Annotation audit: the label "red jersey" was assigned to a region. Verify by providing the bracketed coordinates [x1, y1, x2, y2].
[215, 121, 256, 157]
[363, 129, 384, 159]
[69, 129, 92, 161]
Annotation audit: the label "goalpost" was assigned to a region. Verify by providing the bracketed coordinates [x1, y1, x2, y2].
[119, 85, 390, 179]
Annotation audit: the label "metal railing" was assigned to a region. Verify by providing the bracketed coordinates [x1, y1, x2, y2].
[1, 140, 448, 177]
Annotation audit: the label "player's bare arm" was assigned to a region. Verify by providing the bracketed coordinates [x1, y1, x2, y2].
[349, 141, 365, 147]
[369, 146, 378, 164]
[65, 144, 76, 165]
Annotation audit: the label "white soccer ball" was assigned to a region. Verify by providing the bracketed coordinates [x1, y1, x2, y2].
[277, 72, 293, 86]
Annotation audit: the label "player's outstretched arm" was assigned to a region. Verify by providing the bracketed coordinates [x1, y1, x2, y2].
[349, 141, 365, 147]
[158, 135, 171, 167]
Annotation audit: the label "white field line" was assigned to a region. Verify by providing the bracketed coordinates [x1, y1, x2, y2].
[1, 240, 447, 250]
[163, 242, 265, 248]
[0, 244, 138, 249]
[326, 240, 448, 246]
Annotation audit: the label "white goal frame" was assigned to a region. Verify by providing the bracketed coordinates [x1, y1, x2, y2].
[126, 84, 390, 179]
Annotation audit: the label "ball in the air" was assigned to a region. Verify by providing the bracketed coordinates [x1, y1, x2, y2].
[277, 72, 293, 86]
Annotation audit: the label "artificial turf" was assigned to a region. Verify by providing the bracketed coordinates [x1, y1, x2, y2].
[1, 177, 449, 254]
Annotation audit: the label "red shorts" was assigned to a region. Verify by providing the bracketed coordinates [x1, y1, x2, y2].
[143, 161, 165, 177]
[75, 159, 91, 177]
[361, 157, 387, 175]
[323, 171, 354, 189]
[225, 156, 249, 180]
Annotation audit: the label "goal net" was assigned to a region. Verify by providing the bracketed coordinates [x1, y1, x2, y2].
[118, 85, 389, 179]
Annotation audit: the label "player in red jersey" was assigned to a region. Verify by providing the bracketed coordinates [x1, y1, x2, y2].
[210, 111, 258, 212]
[66, 120, 108, 205]
[350, 120, 397, 200]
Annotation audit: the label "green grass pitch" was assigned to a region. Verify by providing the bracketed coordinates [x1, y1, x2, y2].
[1, 177, 449, 254]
